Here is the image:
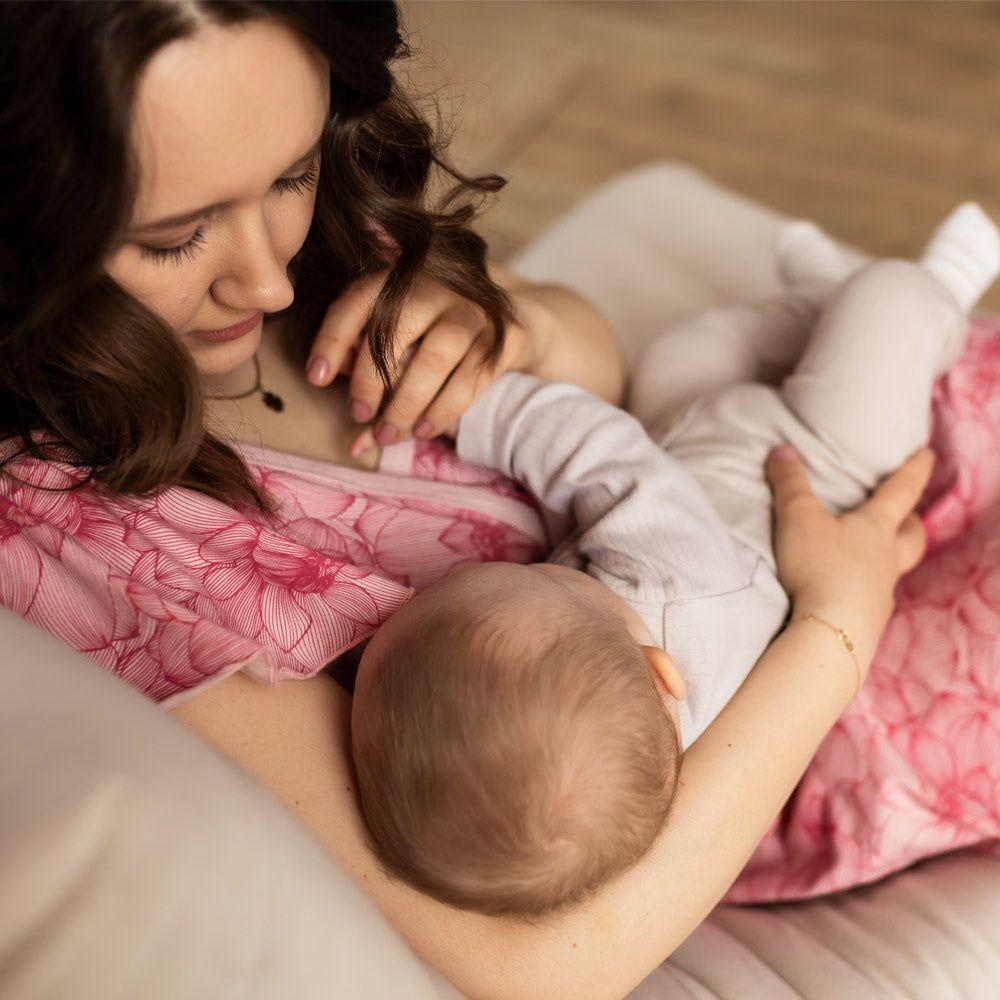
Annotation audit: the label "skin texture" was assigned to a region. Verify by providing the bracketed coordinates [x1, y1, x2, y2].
[104, 18, 625, 435]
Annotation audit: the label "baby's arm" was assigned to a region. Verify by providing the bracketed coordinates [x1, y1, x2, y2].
[457, 373, 788, 743]
[456, 373, 760, 640]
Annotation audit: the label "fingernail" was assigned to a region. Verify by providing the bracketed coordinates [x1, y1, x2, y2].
[414, 420, 434, 439]
[349, 399, 372, 423]
[770, 445, 798, 461]
[375, 423, 399, 447]
[307, 357, 330, 386]
[349, 428, 376, 459]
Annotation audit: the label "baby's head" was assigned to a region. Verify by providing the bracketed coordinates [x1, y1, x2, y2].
[351, 562, 685, 918]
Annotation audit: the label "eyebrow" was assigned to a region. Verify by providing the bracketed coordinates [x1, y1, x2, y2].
[129, 134, 324, 235]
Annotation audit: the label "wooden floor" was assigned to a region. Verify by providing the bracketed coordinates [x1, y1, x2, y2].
[401, 0, 1000, 309]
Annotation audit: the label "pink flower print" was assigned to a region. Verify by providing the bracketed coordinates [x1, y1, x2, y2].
[281, 515, 374, 567]
[0, 496, 46, 615]
[353, 498, 461, 588]
[876, 722, 989, 860]
[439, 514, 541, 565]
[254, 466, 355, 524]
[197, 519, 386, 663]
[411, 438, 537, 503]
[901, 537, 980, 609]
[933, 697, 1000, 785]
[868, 624, 948, 729]
[811, 718, 871, 787]
[955, 562, 1000, 642]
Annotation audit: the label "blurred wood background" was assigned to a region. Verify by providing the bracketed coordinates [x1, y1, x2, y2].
[401, 0, 1000, 309]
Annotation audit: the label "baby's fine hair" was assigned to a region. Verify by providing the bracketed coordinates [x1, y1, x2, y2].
[352, 599, 682, 918]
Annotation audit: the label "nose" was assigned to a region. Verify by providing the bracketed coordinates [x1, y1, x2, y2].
[210, 207, 295, 315]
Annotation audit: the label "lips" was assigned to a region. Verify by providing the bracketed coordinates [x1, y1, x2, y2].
[189, 312, 263, 344]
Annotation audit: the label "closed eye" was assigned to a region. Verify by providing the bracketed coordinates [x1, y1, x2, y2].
[272, 157, 320, 197]
[138, 157, 320, 265]
[139, 225, 207, 264]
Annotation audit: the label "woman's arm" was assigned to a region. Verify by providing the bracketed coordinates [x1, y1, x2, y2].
[172, 606, 856, 1000]
[174, 449, 932, 1000]
[488, 260, 627, 405]
[304, 260, 626, 455]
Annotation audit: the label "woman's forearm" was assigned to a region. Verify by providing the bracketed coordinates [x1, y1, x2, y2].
[457, 605, 863, 999]
[489, 260, 627, 405]
[173, 604, 863, 1000]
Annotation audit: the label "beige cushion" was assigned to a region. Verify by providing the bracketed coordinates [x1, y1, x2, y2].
[0, 606, 454, 1000]
[638, 851, 1000, 998]
[512, 160, 869, 363]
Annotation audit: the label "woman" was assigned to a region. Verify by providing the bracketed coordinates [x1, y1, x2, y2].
[0, 3, 973, 997]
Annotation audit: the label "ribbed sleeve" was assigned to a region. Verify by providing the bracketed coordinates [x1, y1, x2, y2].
[457, 373, 789, 746]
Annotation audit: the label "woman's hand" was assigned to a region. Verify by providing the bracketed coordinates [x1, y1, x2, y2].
[304, 261, 625, 458]
[305, 268, 543, 458]
[765, 444, 934, 670]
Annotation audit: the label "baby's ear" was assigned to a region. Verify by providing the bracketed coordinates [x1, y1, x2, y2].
[641, 646, 687, 702]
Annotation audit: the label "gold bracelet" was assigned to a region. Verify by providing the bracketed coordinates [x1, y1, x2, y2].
[795, 613, 863, 697]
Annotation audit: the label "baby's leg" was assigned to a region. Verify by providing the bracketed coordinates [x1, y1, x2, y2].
[781, 204, 1000, 503]
[629, 295, 820, 439]
[664, 205, 999, 567]
[630, 222, 858, 440]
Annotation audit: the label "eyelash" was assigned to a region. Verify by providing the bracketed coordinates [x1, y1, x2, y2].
[139, 158, 321, 264]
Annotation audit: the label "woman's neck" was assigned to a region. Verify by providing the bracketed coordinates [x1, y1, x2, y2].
[200, 318, 381, 472]
[201, 354, 259, 399]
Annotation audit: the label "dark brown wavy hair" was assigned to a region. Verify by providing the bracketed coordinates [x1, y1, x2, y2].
[0, 0, 514, 515]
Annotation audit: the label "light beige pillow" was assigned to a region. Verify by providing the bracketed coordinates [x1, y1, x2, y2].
[0, 606, 454, 1000]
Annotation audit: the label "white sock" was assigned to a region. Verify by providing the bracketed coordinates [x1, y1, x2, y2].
[775, 220, 858, 290]
[920, 202, 1000, 312]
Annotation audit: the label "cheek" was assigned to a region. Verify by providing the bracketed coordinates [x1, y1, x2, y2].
[272, 190, 318, 262]
[105, 249, 206, 333]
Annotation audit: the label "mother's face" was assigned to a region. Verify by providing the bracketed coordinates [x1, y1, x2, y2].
[105, 19, 330, 378]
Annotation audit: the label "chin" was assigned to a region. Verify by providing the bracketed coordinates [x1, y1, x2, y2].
[188, 320, 263, 377]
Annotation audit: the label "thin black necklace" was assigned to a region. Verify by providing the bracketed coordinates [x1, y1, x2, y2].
[205, 353, 284, 412]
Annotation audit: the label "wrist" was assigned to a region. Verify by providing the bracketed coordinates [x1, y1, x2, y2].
[788, 594, 884, 680]
[788, 614, 864, 695]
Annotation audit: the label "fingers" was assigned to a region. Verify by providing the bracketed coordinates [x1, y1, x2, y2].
[896, 512, 928, 574]
[863, 447, 935, 529]
[307, 272, 388, 387]
[416, 331, 497, 438]
[370, 321, 479, 444]
[765, 446, 824, 517]
[347, 291, 461, 429]
[345, 335, 388, 425]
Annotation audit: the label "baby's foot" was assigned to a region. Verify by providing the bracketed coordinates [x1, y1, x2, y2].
[775, 220, 857, 289]
[921, 202, 1000, 312]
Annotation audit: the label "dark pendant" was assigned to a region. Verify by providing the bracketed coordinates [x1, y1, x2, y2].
[262, 391, 285, 413]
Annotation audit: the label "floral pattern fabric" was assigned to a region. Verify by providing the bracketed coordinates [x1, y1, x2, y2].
[0, 434, 544, 707]
[728, 318, 1000, 902]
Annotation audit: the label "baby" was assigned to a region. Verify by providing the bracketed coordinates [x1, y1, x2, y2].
[350, 203, 1000, 917]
